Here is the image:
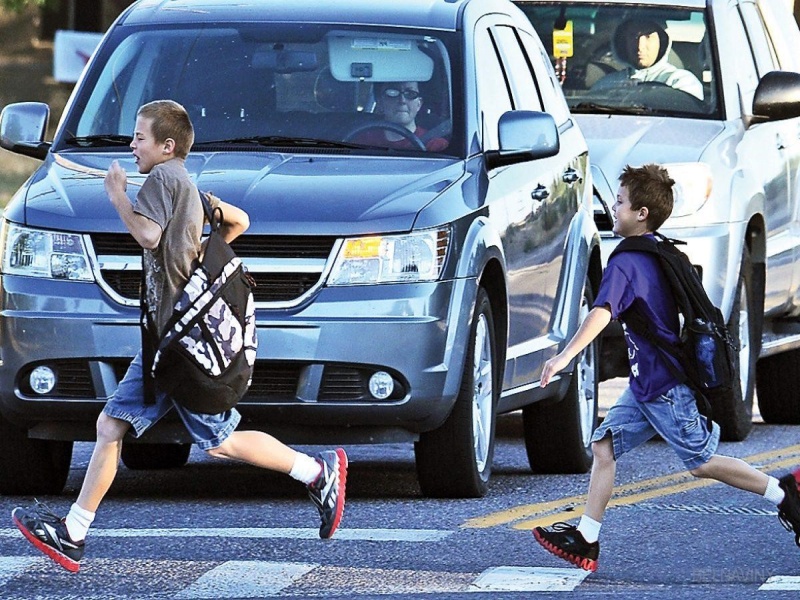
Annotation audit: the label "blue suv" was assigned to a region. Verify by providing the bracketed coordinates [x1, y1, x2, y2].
[0, 0, 600, 497]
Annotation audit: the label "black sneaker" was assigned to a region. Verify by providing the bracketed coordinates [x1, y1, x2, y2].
[533, 522, 599, 571]
[778, 473, 800, 547]
[307, 447, 348, 539]
[11, 502, 84, 572]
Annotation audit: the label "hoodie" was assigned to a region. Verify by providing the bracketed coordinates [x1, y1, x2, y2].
[594, 19, 704, 101]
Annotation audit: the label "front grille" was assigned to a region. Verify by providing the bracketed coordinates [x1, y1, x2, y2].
[244, 362, 304, 400]
[90, 234, 338, 304]
[319, 366, 368, 401]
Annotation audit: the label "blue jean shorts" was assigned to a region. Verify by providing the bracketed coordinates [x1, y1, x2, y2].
[590, 383, 720, 470]
[102, 350, 241, 451]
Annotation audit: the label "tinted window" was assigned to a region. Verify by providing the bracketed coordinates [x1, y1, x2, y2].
[60, 24, 461, 156]
[518, 3, 719, 119]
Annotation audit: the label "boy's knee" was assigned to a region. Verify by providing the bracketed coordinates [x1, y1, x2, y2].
[689, 463, 711, 479]
[95, 412, 128, 444]
[205, 440, 230, 460]
[592, 437, 615, 465]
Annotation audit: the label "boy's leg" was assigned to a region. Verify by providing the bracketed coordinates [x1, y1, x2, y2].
[533, 387, 655, 571]
[77, 413, 131, 512]
[584, 436, 616, 524]
[177, 408, 348, 540]
[11, 408, 132, 573]
[12, 349, 171, 572]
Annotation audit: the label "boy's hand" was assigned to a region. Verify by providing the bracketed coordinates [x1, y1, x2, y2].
[541, 353, 570, 388]
[105, 161, 128, 198]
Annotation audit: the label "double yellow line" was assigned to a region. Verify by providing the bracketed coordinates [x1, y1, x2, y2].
[462, 443, 800, 531]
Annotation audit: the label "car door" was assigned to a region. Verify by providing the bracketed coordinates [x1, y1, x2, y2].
[473, 18, 566, 391]
[755, 0, 800, 310]
[737, 0, 799, 314]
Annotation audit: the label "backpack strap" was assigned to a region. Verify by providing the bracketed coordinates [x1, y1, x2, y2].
[200, 191, 225, 234]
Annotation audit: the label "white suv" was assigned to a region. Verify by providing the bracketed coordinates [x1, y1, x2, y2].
[516, 0, 800, 441]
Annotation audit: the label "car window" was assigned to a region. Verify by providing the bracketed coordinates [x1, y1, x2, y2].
[517, 3, 719, 119]
[725, 6, 759, 110]
[474, 24, 514, 150]
[757, 0, 800, 72]
[738, 2, 778, 77]
[61, 24, 461, 156]
[518, 29, 572, 126]
[490, 25, 544, 112]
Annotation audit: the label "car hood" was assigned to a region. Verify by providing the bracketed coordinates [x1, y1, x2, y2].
[575, 114, 723, 189]
[16, 151, 463, 235]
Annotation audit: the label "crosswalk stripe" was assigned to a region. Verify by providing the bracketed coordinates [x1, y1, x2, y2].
[468, 566, 590, 592]
[174, 561, 317, 599]
[0, 527, 451, 542]
[759, 576, 800, 591]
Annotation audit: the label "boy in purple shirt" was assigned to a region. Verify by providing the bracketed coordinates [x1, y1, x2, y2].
[532, 164, 800, 571]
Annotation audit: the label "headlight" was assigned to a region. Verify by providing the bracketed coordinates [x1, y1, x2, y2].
[328, 228, 449, 285]
[664, 163, 713, 218]
[0, 221, 93, 281]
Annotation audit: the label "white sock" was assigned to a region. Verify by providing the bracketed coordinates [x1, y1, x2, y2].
[64, 503, 95, 542]
[576, 514, 602, 544]
[764, 476, 786, 505]
[289, 453, 322, 485]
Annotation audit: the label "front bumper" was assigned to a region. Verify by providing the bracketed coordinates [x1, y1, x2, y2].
[0, 273, 478, 444]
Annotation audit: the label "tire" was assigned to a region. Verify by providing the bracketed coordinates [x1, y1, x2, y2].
[121, 443, 192, 470]
[757, 349, 800, 424]
[415, 288, 497, 498]
[523, 280, 599, 473]
[0, 413, 73, 495]
[714, 247, 756, 441]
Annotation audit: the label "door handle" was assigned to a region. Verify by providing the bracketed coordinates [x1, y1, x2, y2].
[562, 169, 581, 185]
[531, 184, 550, 201]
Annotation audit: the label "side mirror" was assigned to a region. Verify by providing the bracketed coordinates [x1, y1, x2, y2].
[751, 71, 800, 125]
[485, 110, 559, 170]
[0, 102, 50, 159]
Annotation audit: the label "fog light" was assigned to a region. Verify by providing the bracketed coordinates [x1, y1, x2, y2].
[369, 371, 394, 400]
[30, 366, 56, 395]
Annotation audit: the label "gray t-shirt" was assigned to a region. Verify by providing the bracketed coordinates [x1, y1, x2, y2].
[134, 158, 218, 335]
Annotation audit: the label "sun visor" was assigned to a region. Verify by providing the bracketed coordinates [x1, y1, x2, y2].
[327, 33, 434, 82]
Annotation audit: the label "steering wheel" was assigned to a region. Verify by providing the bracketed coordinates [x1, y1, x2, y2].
[632, 81, 706, 112]
[342, 121, 427, 151]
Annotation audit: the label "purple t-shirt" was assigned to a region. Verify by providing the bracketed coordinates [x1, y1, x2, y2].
[594, 236, 684, 401]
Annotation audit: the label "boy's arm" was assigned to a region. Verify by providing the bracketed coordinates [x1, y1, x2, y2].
[105, 161, 162, 250]
[540, 305, 612, 388]
[215, 199, 250, 243]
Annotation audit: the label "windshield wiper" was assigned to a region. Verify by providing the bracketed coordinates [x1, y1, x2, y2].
[571, 102, 658, 116]
[194, 136, 365, 150]
[64, 134, 133, 147]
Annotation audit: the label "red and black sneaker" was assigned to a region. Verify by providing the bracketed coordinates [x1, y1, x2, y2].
[307, 447, 348, 539]
[533, 522, 599, 572]
[11, 502, 84, 572]
[778, 473, 800, 547]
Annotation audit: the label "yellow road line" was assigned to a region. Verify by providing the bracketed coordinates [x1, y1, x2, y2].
[463, 444, 800, 531]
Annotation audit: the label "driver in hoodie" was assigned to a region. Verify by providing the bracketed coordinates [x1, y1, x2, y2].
[593, 19, 703, 101]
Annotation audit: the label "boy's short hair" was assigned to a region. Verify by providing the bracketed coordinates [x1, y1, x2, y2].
[619, 163, 675, 230]
[137, 100, 194, 159]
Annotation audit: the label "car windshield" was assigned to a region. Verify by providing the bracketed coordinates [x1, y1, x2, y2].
[517, 3, 719, 118]
[58, 23, 460, 156]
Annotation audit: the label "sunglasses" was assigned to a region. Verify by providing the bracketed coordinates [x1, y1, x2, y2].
[382, 88, 421, 101]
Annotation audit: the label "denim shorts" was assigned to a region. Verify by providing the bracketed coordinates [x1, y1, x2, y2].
[103, 350, 241, 451]
[590, 383, 719, 470]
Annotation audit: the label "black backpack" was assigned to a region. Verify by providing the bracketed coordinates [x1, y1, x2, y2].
[608, 232, 738, 416]
[141, 192, 257, 414]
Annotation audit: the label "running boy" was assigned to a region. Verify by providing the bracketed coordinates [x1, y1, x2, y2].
[11, 100, 348, 573]
[533, 163, 800, 572]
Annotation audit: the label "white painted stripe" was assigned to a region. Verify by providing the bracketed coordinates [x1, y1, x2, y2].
[759, 576, 800, 591]
[0, 527, 451, 542]
[0, 557, 38, 586]
[469, 566, 590, 592]
[174, 561, 316, 599]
